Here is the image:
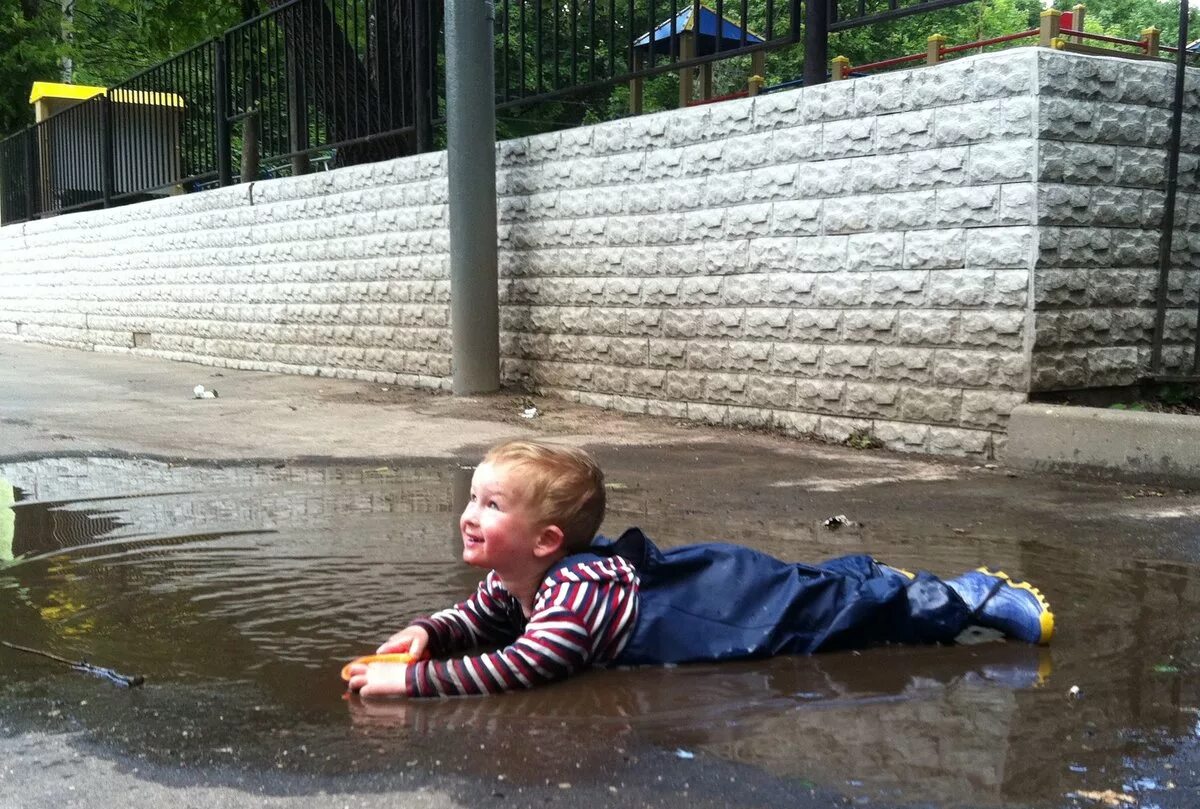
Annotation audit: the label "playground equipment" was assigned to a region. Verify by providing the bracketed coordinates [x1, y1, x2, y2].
[832, 5, 1196, 81]
[630, 4, 766, 113]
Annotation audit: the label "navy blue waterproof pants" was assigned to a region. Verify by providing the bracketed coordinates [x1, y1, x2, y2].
[578, 528, 973, 666]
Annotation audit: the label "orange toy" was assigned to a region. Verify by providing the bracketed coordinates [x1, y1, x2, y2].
[340, 652, 418, 682]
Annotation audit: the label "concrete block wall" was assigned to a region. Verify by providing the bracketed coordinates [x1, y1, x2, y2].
[1032, 50, 1200, 388]
[0, 154, 454, 389]
[1, 48, 1195, 458]
[496, 48, 1041, 457]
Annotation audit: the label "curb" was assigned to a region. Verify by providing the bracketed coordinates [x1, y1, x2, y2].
[1006, 403, 1200, 486]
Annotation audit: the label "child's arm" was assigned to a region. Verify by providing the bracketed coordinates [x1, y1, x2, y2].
[405, 561, 638, 697]
[409, 571, 522, 655]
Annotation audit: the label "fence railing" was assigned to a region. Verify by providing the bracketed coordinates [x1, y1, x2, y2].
[0, 0, 439, 224]
[495, 0, 801, 111]
[832, 7, 1200, 80]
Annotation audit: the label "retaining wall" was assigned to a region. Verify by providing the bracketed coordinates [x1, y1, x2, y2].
[1, 48, 1197, 458]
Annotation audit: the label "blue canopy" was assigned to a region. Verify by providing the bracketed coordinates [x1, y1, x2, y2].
[1188, 39, 1199, 53]
[634, 5, 765, 57]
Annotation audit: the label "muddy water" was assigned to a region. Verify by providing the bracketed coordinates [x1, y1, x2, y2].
[0, 455, 1197, 808]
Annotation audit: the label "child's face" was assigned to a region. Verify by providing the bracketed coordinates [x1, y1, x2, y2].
[459, 462, 548, 574]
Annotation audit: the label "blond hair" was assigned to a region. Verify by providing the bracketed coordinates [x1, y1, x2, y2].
[483, 440, 605, 552]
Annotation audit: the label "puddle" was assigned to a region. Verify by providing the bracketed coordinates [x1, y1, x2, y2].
[0, 455, 1198, 807]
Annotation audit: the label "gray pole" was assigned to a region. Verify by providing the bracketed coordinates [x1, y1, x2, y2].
[445, 0, 500, 394]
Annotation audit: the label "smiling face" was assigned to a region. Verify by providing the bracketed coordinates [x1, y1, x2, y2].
[459, 461, 561, 579]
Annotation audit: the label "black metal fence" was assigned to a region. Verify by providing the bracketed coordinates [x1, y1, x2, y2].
[495, 0, 800, 108]
[0, 0, 439, 224]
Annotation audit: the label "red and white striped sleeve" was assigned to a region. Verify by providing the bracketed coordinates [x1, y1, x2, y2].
[405, 556, 639, 697]
[410, 571, 523, 655]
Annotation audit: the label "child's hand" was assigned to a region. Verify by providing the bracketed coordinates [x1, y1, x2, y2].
[376, 625, 430, 658]
[346, 661, 409, 698]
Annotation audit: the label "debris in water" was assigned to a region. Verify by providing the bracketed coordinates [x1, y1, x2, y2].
[674, 749, 695, 760]
[1, 640, 145, 688]
[822, 515, 853, 530]
[1066, 789, 1136, 806]
[192, 384, 219, 399]
[1152, 663, 1180, 674]
[521, 407, 538, 419]
[1068, 685, 1081, 698]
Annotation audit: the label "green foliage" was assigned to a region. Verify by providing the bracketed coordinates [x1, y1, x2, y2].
[1, 0, 241, 138]
[845, 428, 884, 450]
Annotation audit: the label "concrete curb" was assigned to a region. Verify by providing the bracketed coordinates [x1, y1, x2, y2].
[1006, 403, 1200, 486]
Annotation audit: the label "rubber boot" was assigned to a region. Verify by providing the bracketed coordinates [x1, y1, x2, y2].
[947, 568, 1054, 645]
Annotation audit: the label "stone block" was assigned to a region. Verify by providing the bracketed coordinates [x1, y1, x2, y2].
[935, 186, 1000, 227]
[771, 343, 823, 375]
[822, 345, 875, 379]
[721, 133, 774, 172]
[907, 147, 968, 189]
[770, 200, 823, 236]
[966, 226, 1033, 268]
[1030, 351, 1089, 391]
[765, 410, 816, 440]
[815, 273, 870, 306]
[752, 90, 804, 131]
[904, 229, 965, 270]
[958, 310, 1026, 350]
[933, 100, 1000, 146]
[848, 232, 904, 272]
[926, 270, 995, 307]
[746, 375, 796, 408]
[815, 416, 872, 444]
[796, 379, 846, 412]
[928, 426, 991, 457]
[873, 420, 932, 451]
[842, 310, 897, 344]
[824, 198, 875, 234]
[791, 310, 842, 342]
[960, 390, 1026, 430]
[770, 124, 824, 163]
[687, 402, 729, 425]
[824, 117, 877, 158]
[1039, 140, 1117, 184]
[844, 382, 901, 418]
[869, 271, 927, 307]
[876, 191, 937, 230]
[647, 338, 687, 368]
[1085, 346, 1140, 387]
[899, 385, 961, 424]
[745, 309, 791, 339]
[968, 140, 1034, 184]
[875, 347, 934, 383]
[933, 349, 1000, 387]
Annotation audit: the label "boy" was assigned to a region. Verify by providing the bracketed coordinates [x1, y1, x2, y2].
[346, 441, 1053, 698]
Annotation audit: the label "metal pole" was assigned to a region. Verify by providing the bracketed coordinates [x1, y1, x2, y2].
[803, 0, 828, 86]
[24, 128, 39, 220]
[445, 0, 500, 394]
[1150, 0, 1189, 375]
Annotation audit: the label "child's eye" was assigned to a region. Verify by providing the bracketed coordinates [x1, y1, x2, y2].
[486, 500, 500, 510]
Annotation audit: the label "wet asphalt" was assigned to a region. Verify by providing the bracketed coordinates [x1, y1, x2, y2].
[1, 341, 1199, 809]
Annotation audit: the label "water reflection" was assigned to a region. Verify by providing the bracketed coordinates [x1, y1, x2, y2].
[0, 455, 1197, 807]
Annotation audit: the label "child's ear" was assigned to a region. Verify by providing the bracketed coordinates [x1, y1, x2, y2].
[533, 524, 566, 558]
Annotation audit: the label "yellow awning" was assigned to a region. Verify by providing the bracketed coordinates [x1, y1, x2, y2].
[29, 81, 184, 108]
[29, 81, 106, 104]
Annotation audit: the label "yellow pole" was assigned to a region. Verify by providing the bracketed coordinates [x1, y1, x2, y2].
[1040, 8, 1062, 48]
[831, 55, 850, 81]
[926, 34, 945, 66]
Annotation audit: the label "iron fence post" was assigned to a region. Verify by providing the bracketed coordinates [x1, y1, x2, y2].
[287, 51, 310, 176]
[100, 94, 115, 207]
[24, 128, 39, 220]
[1149, 0, 1189, 376]
[804, 0, 829, 86]
[214, 38, 233, 187]
[414, 0, 434, 153]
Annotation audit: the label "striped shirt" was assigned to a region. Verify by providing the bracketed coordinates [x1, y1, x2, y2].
[405, 555, 639, 697]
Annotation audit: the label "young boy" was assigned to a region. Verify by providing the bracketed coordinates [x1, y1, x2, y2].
[346, 441, 1054, 698]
